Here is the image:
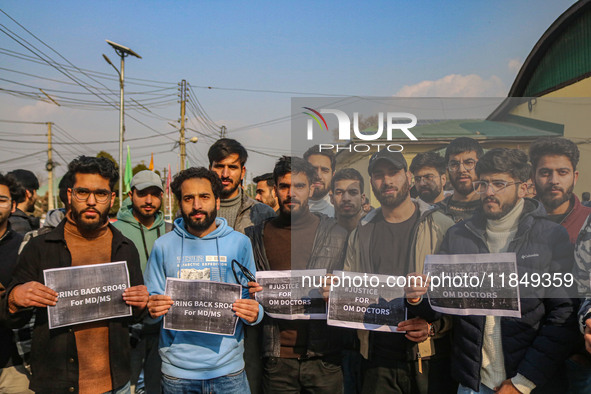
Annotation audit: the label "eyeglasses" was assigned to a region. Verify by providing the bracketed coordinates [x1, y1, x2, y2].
[232, 259, 256, 289]
[448, 160, 477, 172]
[473, 180, 522, 194]
[413, 174, 438, 183]
[71, 188, 112, 203]
[0, 196, 11, 207]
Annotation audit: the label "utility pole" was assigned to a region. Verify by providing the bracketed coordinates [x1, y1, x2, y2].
[179, 80, 187, 170]
[220, 125, 227, 139]
[46, 122, 54, 211]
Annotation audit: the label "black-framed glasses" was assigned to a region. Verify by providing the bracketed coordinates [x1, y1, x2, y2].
[232, 259, 256, 289]
[448, 160, 477, 172]
[473, 180, 522, 195]
[71, 187, 112, 203]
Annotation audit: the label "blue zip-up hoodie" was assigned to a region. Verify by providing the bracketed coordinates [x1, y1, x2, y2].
[144, 216, 263, 380]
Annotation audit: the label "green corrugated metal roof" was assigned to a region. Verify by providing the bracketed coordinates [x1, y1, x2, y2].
[523, 6, 591, 96]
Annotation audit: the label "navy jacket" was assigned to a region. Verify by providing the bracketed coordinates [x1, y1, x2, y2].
[439, 198, 577, 391]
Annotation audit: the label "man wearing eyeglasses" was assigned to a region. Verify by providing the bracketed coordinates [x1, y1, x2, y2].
[144, 167, 262, 394]
[436, 137, 484, 223]
[440, 148, 576, 394]
[3, 156, 148, 394]
[0, 173, 31, 393]
[409, 152, 447, 205]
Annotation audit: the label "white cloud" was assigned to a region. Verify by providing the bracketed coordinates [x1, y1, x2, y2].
[17, 100, 60, 119]
[395, 74, 507, 97]
[508, 58, 522, 73]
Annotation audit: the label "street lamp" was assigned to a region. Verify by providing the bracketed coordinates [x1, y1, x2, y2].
[103, 39, 141, 203]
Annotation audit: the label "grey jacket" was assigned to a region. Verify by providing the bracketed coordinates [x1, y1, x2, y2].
[233, 193, 276, 234]
[246, 213, 348, 358]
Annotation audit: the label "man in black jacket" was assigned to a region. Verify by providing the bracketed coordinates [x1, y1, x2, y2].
[2, 156, 148, 394]
[7, 169, 40, 236]
[247, 156, 348, 393]
[0, 173, 30, 393]
[440, 149, 577, 394]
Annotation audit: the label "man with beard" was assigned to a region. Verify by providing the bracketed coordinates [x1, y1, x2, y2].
[409, 152, 447, 204]
[7, 170, 39, 235]
[0, 173, 30, 393]
[330, 168, 366, 232]
[304, 146, 335, 217]
[208, 139, 274, 393]
[246, 156, 348, 393]
[144, 167, 262, 393]
[253, 173, 279, 213]
[343, 150, 455, 394]
[3, 156, 148, 393]
[440, 148, 577, 394]
[114, 170, 168, 394]
[529, 137, 591, 244]
[436, 137, 483, 222]
[208, 139, 275, 234]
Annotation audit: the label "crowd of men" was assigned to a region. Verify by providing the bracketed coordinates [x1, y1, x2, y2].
[1, 136, 591, 394]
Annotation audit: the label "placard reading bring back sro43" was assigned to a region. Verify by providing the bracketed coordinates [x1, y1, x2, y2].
[44, 261, 131, 329]
[163, 278, 241, 335]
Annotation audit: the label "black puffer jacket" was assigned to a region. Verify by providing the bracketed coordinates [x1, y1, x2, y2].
[439, 198, 577, 391]
[246, 212, 348, 358]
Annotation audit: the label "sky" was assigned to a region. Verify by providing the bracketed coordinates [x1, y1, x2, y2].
[0, 0, 579, 185]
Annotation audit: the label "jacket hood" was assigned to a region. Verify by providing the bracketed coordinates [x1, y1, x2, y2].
[44, 208, 65, 228]
[173, 216, 233, 240]
[116, 197, 164, 230]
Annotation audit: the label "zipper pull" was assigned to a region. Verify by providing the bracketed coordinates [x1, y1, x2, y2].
[417, 351, 423, 374]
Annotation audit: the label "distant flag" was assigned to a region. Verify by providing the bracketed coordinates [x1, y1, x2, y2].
[149, 153, 154, 171]
[124, 145, 133, 193]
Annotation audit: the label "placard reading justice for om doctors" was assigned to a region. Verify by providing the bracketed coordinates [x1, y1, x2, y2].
[255, 269, 327, 320]
[163, 278, 241, 335]
[44, 261, 132, 329]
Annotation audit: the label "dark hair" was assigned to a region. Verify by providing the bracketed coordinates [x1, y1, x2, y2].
[58, 171, 75, 205]
[208, 138, 248, 167]
[0, 173, 25, 203]
[7, 169, 39, 192]
[303, 145, 336, 172]
[331, 168, 364, 192]
[253, 173, 275, 188]
[363, 196, 370, 205]
[529, 137, 579, 171]
[475, 148, 530, 182]
[171, 167, 222, 201]
[68, 156, 119, 190]
[273, 156, 317, 185]
[444, 137, 484, 163]
[582, 192, 590, 202]
[409, 152, 446, 175]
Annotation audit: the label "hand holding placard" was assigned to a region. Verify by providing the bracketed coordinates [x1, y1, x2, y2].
[10, 281, 58, 310]
[232, 298, 260, 323]
[123, 285, 149, 309]
[397, 317, 429, 343]
[147, 294, 174, 318]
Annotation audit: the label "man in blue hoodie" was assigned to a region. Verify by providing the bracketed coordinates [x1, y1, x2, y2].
[144, 167, 263, 393]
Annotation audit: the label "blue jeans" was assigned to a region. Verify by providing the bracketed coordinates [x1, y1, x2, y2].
[457, 383, 495, 394]
[161, 370, 249, 394]
[102, 381, 131, 394]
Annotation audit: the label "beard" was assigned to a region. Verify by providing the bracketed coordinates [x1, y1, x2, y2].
[71, 206, 110, 232]
[278, 197, 308, 220]
[482, 192, 520, 220]
[536, 183, 574, 211]
[220, 178, 240, 199]
[449, 173, 475, 196]
[373, 178, 410, 209]
[311, 183, 328, 200]
[417, 183, 442, 204]
[183, 207, 217, 232]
